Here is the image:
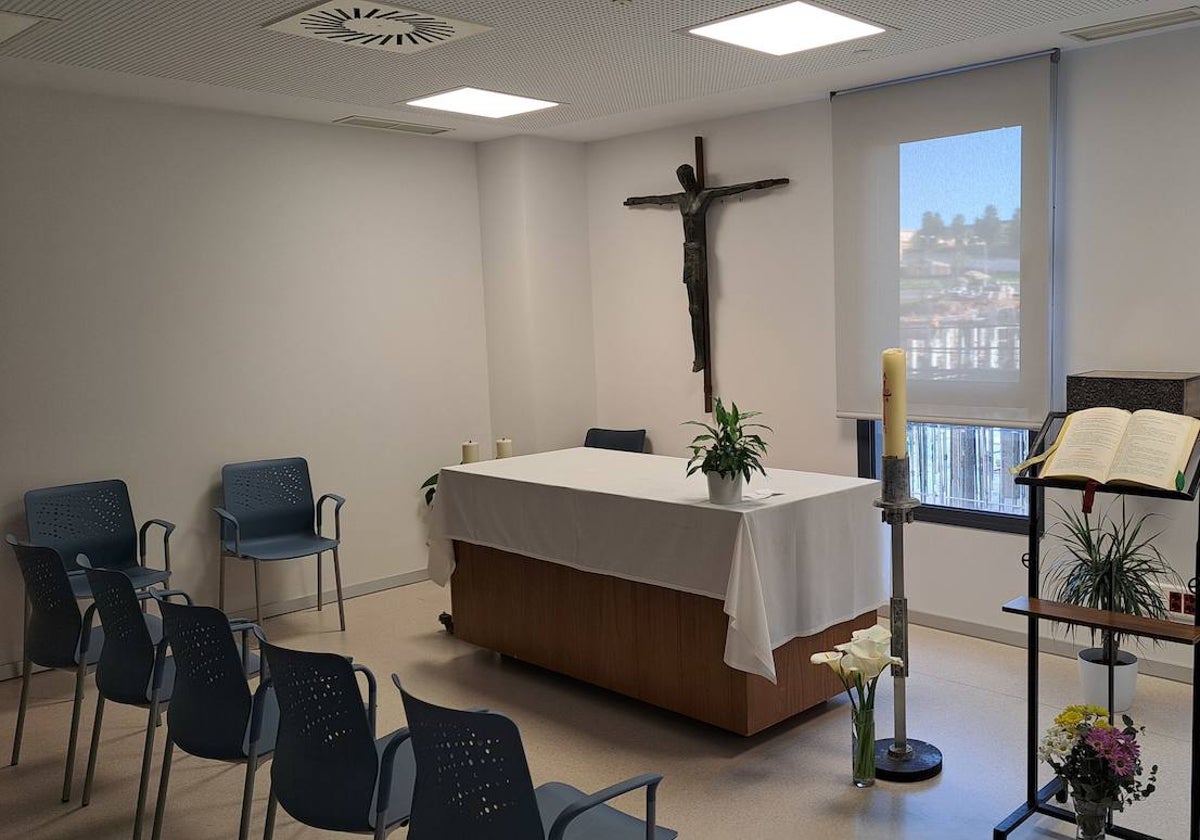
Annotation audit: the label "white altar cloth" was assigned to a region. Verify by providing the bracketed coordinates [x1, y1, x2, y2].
[427, 447, 886, 682]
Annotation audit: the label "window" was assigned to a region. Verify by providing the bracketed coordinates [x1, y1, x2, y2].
[858, 420, 1029, 532]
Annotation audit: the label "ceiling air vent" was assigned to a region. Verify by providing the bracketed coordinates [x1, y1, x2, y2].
[1064, 6, 1200, 41]
[268, 2, 490, 54]
[333, 115, 452, 134]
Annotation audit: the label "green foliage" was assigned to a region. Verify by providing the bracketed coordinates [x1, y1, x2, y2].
[683, 397, 771, 481]
[420, 473, 438, 506]
[1044, 498, 1183, 661]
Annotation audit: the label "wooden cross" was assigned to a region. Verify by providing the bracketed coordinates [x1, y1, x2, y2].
[624, 137, 788, 413]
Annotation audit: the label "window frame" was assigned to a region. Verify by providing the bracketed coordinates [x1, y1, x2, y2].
[855, 419, 1031, 534]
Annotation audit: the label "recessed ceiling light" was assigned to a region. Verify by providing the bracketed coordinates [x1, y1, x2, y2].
[689, 1, 884, 56]
[404, 87, 560, 118]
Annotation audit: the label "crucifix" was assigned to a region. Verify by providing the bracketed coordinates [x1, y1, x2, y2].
[624, 136, 788, 413]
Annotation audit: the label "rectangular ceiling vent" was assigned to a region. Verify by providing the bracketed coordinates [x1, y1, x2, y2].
[1064, 6, 1200, 41]
[268, 2, 490, 54]
[334, 115, 452, 134]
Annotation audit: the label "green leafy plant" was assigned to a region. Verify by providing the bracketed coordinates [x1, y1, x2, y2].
[421, 473, 438, 506]
[683, 398, 771, 481]
[1044, 498, 1184, 665]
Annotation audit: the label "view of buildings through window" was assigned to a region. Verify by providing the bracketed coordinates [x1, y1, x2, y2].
[892, 127, 1029, 516]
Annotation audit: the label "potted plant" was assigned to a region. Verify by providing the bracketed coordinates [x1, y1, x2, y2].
[684, 398, 771, 505]
[1044, 498, 1184, 712]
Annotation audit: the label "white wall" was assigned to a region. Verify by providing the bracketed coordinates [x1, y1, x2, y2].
[0, 86, 493, 670]
[585, 26, 1200, 672]
[477, 136, 597, 454]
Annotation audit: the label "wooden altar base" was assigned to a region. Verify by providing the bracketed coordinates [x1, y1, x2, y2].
[450, 541, 878, 736]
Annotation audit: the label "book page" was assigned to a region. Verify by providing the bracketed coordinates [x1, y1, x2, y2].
[1042, 407, 1130, 482]
[1109, 410, 1200, 490]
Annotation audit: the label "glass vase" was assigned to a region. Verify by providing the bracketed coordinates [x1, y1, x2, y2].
[1072, 796, 1109, 840]
[851, 705, 876, 788]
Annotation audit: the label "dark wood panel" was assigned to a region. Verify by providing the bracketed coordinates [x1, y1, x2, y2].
[450, 541, 877, 735]
[1002, 596, 1200, 645]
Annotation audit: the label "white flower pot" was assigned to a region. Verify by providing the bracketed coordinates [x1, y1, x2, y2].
[1078, 647, 1138, 713]
[707, 472, 744, 505]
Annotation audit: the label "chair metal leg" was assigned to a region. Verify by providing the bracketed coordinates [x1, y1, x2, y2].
[238, 757, 258, 840]
[11, 598, 31, 766]
[375, 817, 387, 840]
[11, 654, 31, 767]
[62, 659, 87, 801]
[150, 733, 174, 840]
[219, 552, 226, 612]
[263, 783, 277, 840]
[253, 559, 262, 626]
[332, 547, 346, 632]
[133, 700, 160, 840]
[83, 694, 105, 806]
[316, 552, 323, 611]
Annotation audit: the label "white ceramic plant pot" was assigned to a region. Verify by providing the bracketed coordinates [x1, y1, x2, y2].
[707, 472, 744, 505]
[1078, 647, 1138, 713]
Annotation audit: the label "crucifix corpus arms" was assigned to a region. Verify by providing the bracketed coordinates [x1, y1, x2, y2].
[624, 142, 787, 412]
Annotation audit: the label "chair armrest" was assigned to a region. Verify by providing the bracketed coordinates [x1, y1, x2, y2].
[316, 494, 346, 542]
[151, 638, 171, 693]
[375, 728, 412, 820]
[80, 603, 100, 657]
[547, 773, 664, 840]
[229, 620, 267, 677]
[212, 507, 241, 555]
[352, 662, 378, 737]
[150, 589, 194, 605]
[248, 679, 272, 750]
[138, 519, 176, 571]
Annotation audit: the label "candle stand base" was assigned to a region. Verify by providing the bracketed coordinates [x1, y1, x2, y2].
[874, 738, 943, 782]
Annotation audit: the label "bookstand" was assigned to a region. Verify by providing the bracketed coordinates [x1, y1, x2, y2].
[994, 412, 1200, 840]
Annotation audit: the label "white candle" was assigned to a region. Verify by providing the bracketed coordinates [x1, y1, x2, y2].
[882, 348, 907, 458]
[495, 438, 513, 459]
[461, 440, 480, 464]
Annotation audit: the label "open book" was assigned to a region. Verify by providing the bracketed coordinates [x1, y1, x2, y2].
[1038, 407, 1200, 490]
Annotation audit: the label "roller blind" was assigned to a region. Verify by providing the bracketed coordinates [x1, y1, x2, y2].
[833, 53, 1058, 429]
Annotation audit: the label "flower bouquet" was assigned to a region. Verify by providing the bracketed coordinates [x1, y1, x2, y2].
[811, 625, 902, 787]
[1040, 705, 1158, 839]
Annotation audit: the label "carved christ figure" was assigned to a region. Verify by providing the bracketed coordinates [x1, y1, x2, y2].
[625, 164, 788, 373]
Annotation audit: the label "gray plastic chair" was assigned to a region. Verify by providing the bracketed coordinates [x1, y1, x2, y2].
[584, 428, 647, 454]
[396, 680, 676, 840]
[80, 564, 191, 840]
[150, 601, 270, 840]
[6, 536, 109, 802]
[214, 457, 346, 629]
[260, 642, 416, 840]
[25, 479, 174, 599]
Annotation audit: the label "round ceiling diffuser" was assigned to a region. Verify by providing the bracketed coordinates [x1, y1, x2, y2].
[268, 2, 491, 55]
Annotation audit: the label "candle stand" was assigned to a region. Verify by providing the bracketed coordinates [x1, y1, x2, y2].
[873, 454, 943, 782]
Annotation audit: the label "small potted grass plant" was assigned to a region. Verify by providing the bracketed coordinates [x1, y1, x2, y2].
[1044, 497, 1184, 712]
[684, 398, 771, 505]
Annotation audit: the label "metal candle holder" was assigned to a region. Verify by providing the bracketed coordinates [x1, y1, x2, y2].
[872, 454, 943, 782]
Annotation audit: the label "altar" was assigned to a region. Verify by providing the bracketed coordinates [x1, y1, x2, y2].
[428, 447, 887, 735]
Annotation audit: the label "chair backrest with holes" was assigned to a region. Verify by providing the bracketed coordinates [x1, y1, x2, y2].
[7, 536, 83, 669]
[85, 566, 156, 704]
[25, 480, 137, 573]
[160, 601, 251, 760]
[400, 688, 543, 840]
[262, 642, 377, 832]
[220, 458, 315, 543]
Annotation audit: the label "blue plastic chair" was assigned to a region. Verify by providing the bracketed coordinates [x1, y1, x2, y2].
[396, 680, 676, 840]
[6, 536, 110, 802]
[584, 429, 647, 454]
[79, 564, 190, 840]
[25, 479, 174, 599]
[214, 458, 346, 629]
[260, 642, 416, 840]
[150, 601, 271, 840]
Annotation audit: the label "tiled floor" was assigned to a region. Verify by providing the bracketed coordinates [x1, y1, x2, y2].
[0, 581, 1191, 839]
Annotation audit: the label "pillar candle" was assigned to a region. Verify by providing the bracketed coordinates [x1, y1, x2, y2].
[461, 440, 480, 464]
[882, 348, 907, 457]
[495, 438, 513, 459]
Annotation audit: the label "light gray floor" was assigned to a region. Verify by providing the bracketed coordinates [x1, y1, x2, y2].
[0, 580, 1190, 839]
